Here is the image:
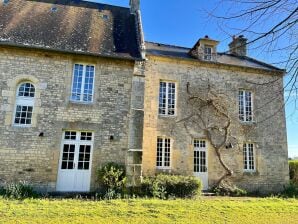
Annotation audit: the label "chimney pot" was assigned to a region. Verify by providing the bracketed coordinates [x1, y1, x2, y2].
[229, 35, 248, 56]
[130, 0, 140, 14]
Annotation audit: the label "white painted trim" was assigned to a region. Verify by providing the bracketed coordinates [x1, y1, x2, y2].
[56, 130, 94, 192]
[156, 137, 172, 169]
[13, 82, 35, 127]
[158, 81, 177, 117]
[243, 143, 256, 172]
[70, 63, 96, 103]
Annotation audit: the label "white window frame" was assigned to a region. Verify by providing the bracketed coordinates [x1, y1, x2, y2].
[70, 63, 95, 103]
[204, 45, 213, 61]
[239, 90, 254, 122]
[194, 139, 208, 173]
[60, 131, 94, 171]
[243, 143, 256, 172]
[13, 82, 35, 127]
[156, 137, 171, 169]
[158, 81, 177, 116]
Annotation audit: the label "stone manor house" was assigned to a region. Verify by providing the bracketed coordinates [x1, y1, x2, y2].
[0, 0, 289, 193]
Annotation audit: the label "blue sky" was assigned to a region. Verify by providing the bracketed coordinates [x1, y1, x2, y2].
[88, 0, 298, 158]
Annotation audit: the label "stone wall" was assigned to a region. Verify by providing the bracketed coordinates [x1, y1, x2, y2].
[142, 55, 289, 193]
[0, 46, 134, 192]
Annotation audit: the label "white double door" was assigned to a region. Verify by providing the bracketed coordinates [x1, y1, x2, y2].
[193, 140, 208, 190]
[56, 131, 93, 192]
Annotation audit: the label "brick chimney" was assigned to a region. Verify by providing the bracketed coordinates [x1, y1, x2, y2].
[130, 0, 140, 14]
[229, 35, 248, 56]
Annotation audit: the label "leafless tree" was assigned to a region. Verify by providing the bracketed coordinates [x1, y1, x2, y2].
[208, 0, 297, 105]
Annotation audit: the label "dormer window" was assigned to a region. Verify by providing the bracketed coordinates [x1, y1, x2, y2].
[189, 35, 219, 62]
[204, 45, 212, 61]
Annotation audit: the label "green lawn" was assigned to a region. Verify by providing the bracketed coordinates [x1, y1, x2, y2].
[0, 197, 298, 224]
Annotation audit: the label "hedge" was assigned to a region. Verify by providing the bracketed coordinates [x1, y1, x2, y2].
[140, 174, 202, 199]
[289, 160, 298, 185]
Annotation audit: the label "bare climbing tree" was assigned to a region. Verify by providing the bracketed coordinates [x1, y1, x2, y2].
[208, 0, 297, 103]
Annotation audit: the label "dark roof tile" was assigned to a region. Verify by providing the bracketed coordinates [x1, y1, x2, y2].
[0, 0, 141, 60]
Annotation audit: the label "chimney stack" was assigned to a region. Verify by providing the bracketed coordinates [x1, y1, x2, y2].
[130, 0, 140, 14]
[229, 35, 247, 56]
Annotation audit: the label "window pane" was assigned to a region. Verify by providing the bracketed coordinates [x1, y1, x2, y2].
[18, 83, 35, 98]
[243, 143, 255, 171]
[83, 65, 94, 102]
[158, 82, 167, 115]
[159, 82, 176, 116]
[14, 105, 33, 125]
[71, 64, 84, 101]
[81, 132, 93, 141]
[65, 131, 77, 140]
[61, 144, 75, 170]
[71, 64, 94, 102]
[156, 137, 171, 168]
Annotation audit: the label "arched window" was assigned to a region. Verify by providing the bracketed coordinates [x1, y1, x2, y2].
[14, 82, 35, 126]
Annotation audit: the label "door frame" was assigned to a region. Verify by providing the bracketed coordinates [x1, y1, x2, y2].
[56, 130, 94, 192]
[193, 139, 208, 190]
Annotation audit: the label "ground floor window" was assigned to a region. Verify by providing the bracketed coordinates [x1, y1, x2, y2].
[194, 140, 207, 172]
[243, 143, 255, 171]
[156, 137, 171, 168]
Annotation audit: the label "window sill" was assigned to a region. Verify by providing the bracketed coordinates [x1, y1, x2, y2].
[69, 100, 94, 106]
[156, 167, 171, 170]
[243, 170, 258, 176]
[12, 124, 32, 128]
[158, 114, 177, 119]
[239, 121, 256, 126]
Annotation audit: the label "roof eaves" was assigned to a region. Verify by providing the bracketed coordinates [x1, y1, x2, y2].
[146, 52, 285, 75]
[0, 42, 144, 61]
[219, 52, 285, 73]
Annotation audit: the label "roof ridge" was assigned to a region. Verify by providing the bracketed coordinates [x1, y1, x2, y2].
[146, 41, 190, 50]
[27, 0, 130, 10]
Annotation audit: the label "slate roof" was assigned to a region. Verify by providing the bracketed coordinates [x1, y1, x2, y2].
[146, 42, 284, 72]
[0, 0, 142, 60]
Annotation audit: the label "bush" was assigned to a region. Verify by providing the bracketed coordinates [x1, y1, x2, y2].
[281, 183, 298, 198]
[140, 174, 202, 199]
[0, 181, 37, 199]
[212, 182, 247, 197]
[97, 162, 126, 197]
[289, 160, 298, 186]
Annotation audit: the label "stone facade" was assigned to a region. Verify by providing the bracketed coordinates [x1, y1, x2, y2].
[0, 43, 289, 194]
[142, 55, 289, 193]
[0, 46, 135, 192]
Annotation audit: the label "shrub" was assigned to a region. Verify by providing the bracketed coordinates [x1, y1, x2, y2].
[211, 181, 247, 197]
[281, 183, 298, 198]
[289, 160, 298, 186]
[0, 181, 37, 199]
[97, 162, 126, 197]
[140, 174, 202, 199]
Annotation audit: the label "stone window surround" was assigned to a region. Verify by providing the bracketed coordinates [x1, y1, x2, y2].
[4, 75, 42, 128]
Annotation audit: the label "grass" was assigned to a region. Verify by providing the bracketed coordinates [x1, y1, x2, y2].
[0, 197, 298, 224]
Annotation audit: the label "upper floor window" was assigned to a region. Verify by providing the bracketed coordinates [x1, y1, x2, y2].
[204, 45, 212, 61]
[159, 81, 176, 116]
[156, 137, 171, 168]
[243, 143, 255, 172]
[71, 64, 95, 103]
[239, 90, 253, 122]
[14, 82, 35, 126]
